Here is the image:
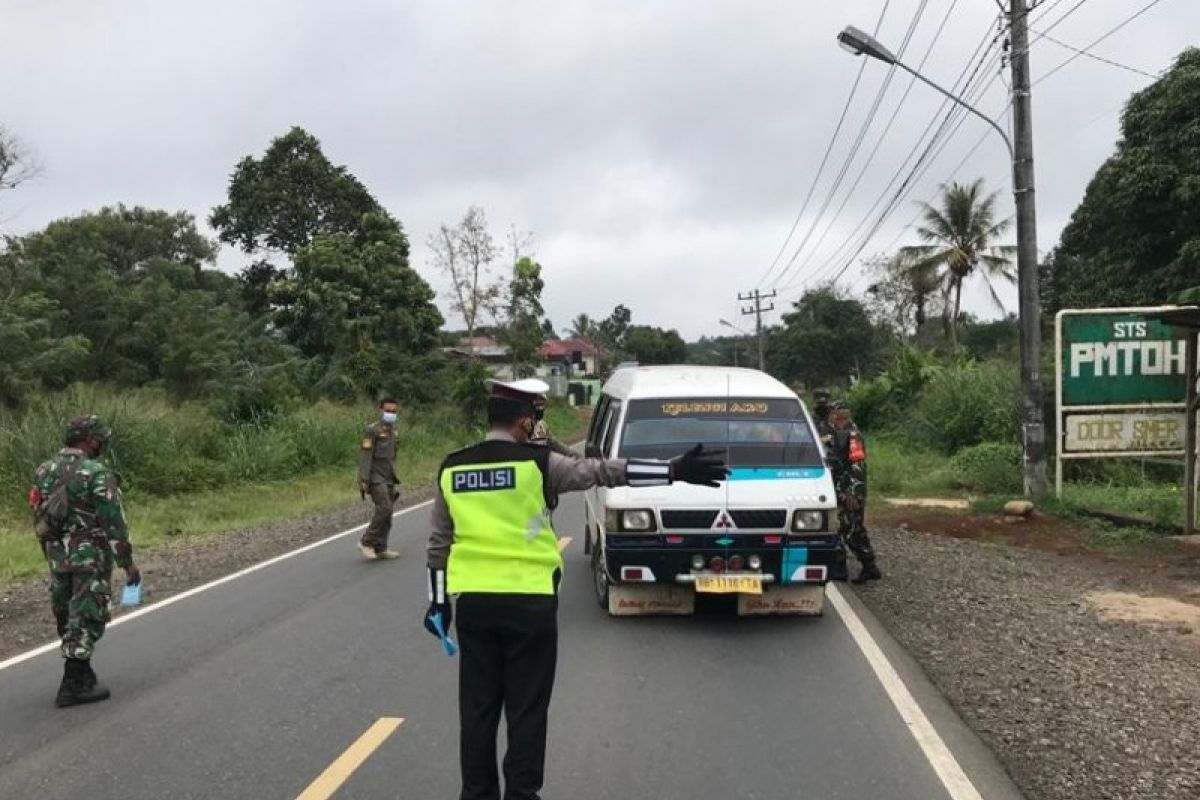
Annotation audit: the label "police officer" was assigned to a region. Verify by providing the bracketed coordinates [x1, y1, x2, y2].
[425, 378, 727, 800]
[358, 398, 401, 560]
[30, 414, 139, 707]
[530, 394, 576, 457]
[829, 404, 882, 584]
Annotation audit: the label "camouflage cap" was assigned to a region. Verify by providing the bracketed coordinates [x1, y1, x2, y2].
[65, 413, 111, 445]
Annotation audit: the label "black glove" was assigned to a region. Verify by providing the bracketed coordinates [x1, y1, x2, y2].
[423, 567, 453, 638]
[670, 443, 728, 488]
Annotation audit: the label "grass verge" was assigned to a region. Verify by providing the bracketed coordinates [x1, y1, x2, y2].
[0, 403, 588, 582]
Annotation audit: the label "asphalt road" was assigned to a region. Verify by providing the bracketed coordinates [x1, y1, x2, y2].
[0, 496, 1023, 800]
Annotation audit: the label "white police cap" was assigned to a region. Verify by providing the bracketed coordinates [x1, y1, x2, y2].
[484, 378, 551, 400]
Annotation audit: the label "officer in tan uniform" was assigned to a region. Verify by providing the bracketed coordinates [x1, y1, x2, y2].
[530, 394, 576, 457]
[357, 398, 401, 560]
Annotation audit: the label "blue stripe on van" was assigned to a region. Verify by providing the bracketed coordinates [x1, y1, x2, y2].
[727, 467, 826, 481]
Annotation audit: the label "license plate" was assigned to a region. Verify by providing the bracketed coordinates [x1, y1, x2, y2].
[694, 574, 763, 595]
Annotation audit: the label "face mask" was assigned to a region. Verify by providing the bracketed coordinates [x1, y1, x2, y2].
[381, 411, 398, 425]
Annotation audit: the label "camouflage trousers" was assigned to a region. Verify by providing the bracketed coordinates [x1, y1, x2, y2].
[837, 506, 877, 568]
[361, 483, 398, 551]
[46, 538, 113, 661]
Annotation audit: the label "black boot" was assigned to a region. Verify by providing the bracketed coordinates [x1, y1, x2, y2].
[851, 562, 882, 584]
[55, 659, 111, 708]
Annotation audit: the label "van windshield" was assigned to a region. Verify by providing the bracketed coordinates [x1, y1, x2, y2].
[618, 397, 822, 467]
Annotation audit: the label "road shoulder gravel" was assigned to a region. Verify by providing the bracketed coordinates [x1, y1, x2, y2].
[855, 522, 1200, 800]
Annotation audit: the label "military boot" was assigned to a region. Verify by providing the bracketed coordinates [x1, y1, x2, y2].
[55, 658, 111, 708]
[851, 562, 882, 584]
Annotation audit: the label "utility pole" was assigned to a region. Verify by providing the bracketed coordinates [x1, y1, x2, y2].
[738, 290, 775, 372]
[1009, 0, 1049, 497]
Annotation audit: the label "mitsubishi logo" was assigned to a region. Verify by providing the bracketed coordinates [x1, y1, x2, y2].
[711, 511, 736, 530]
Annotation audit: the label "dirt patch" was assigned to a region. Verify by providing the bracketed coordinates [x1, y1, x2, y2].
[1088, 591, 1200, 632]
[0, 486, 432, 662]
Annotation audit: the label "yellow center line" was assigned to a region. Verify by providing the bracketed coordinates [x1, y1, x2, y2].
[295, 717, 404, 800]
[557, 537, 573, 553]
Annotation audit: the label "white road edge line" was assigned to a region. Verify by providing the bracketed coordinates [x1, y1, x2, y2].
[0, 501, 434, 674]
[827, 584, 985, 800]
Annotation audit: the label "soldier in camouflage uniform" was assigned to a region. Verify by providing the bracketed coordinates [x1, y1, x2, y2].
[829, 404, 882, 584]
[30, 414, 140, 707]
[812, 388, 834, 451]
[357, 398, 401, 560]
[531, 394, 577, 457]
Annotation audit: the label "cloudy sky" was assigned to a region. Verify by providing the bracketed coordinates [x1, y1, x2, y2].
[2, 0, 1195, 339]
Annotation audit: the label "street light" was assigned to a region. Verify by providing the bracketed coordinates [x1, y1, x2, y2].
[718, 319, 750, 368]
[837, 23, 1047, 497]
[836, 26, 1014, 163]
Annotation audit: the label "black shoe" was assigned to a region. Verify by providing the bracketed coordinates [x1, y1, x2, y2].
[55, 659, 111, 708]
[851, 563, 882, 584]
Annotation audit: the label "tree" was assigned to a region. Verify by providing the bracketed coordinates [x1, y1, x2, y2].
[596, 304, 632, 353]
[272, 211, 442, 397]
[0, 205, 299, 411]
[624, 325, 687, 365]
[0, 292, 89, 407]
[0, 206, 222, 383]
[1044, 48, 1200, 311]
[0, 125, 42, 224]
[498, 257, 546, 378]
[540, 318, 556, 338]
[429, 206, 502, 343]
[864, 252, 944, 336]
[566, 313, 596, 339]
[766, 286, 881, 388]
[239, 259, 287, 317]
[210, 127, 388, 256]
[899, 179, 1015, 347]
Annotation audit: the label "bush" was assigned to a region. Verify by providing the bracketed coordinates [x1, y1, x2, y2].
[948, 441, 1022, 494]
[845, 346, 942, 432]
[907, 360, 1020, 453]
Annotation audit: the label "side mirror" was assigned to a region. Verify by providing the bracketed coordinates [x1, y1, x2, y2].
[585, 444, 603, 459]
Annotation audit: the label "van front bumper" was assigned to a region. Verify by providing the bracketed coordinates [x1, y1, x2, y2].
[602, 532, 845, 585]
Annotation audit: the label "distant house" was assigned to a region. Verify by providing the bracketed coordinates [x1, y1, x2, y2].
[538, 338, 603, 377]
[443, 335, 513, 379]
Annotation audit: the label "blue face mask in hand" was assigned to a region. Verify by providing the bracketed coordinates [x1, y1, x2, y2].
[381, 411, 398, 425]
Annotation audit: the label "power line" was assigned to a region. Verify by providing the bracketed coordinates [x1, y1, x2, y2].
[1034, 0, 1170, 86]
[771, 0, 959, 291]
[801, 0, 1113, 292]
[754, 1, 894, 289]
[786, 17, 1009, 292]
[776, 9, 1004, 293]
[766, 0, 933, 291]
[1032, 29, 1159, 78]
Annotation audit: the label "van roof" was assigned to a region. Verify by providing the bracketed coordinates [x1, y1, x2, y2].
[601, 366, 799, 401]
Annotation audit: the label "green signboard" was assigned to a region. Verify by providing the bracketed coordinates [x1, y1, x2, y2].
[1058, 310, 1190, 406]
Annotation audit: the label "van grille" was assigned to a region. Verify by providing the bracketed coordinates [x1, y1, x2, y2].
[659, 509, 787, 529]
[730, 510, 787, 529]
[661, 510, 719, 529]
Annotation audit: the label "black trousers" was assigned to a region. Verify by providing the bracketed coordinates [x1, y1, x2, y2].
[456, 593, 558, 800]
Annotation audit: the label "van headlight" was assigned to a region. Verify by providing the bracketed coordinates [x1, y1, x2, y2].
[606, 508, 657, 532]
[791, 510, 825, 532]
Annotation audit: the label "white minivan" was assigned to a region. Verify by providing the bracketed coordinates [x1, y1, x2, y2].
[582, 366, 842, 616]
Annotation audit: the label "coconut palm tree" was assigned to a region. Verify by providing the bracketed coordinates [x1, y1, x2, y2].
[566, 313, 596, 340]
[899, 179, 1015, 347]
